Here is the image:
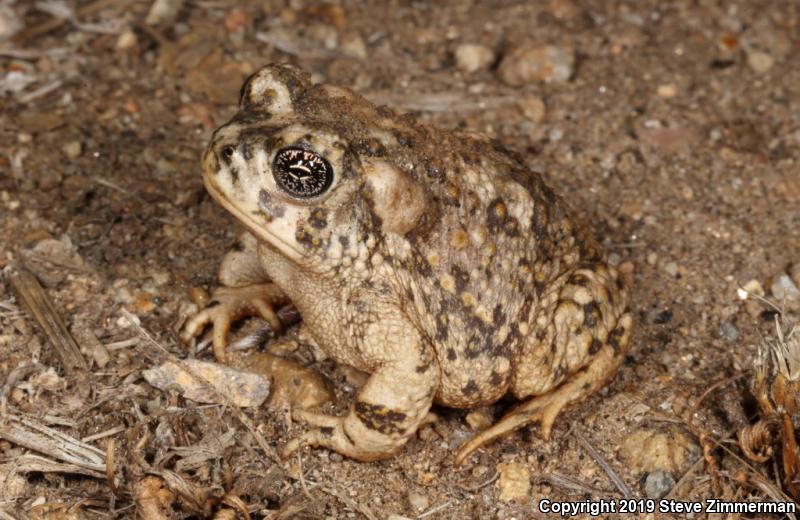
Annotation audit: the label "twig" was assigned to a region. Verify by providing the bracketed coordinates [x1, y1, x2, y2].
[13, 0, 131, 44]
[8, 453, 105, 479]
[0, 414, 105, 473]
[573, 429, 631, 498]
[18, 79, 63, 104]
[417, 500, 454, 519]
[82, 425, 126, 442]
[540, 471, 613, 495]
[320, 487, 377, 520]
[0, 47, 72, 59]
[296, 453, 314, 501]
[0, 508, 19, 520]
[458, 470, 499, 493]
[10, 269, 88, 374]
[103, 337, 139, 350]
[366, 91, 518, 113]
[686, 373, 748, 422]
[106, 437, 118, 495]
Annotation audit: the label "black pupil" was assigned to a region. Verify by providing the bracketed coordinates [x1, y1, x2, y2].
[272, 148, 333, 198]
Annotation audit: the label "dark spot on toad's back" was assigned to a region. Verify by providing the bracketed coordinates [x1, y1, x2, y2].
[451, 265, 470, 293]
[486, 198, 508, 231]
[583, 301, 600, 328]
[309, 208, 328, 229]
[462, 380, 479, 395]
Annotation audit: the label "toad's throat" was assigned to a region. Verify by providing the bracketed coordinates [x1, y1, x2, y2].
[203, 176, 305, 261]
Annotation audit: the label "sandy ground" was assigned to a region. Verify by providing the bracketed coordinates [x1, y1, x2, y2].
[1, 0, 799, 518]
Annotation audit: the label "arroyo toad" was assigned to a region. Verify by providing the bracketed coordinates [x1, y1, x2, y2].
[182, 64, 633, 464]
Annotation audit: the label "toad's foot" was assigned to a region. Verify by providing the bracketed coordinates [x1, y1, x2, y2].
[181, 284, 290, 363]
[453, 313, 632, 466]
[282, 409, 402, 462]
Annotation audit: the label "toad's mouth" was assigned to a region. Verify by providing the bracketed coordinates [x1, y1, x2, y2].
[203, 175, 305, 262]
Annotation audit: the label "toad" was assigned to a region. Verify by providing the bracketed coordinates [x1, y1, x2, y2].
[182, 64, 633, 464]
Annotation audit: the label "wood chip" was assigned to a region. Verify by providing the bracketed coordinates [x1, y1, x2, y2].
[10, 269, 87, 374]
[0, 414, 104, 473]
[143, 359, 270, 407]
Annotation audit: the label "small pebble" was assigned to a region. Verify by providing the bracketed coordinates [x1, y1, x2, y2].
[454, 43, 495, 73]
[663, 261, 678, 278]
[61, 141, 82, 160]
[738, 278, 764, 299]
[498, 44, 574, 86]
[746, 50, 774, 74]
[116, 29, 138, 50]
[465, 408, 493, 430]
[646, 252, 658, 266]
[0, 4, 21, 40]
[657, 83, 677, 98]
[771, 274, 800, 302]
[718, 321, 740, 342]
[620, 427, 699, 475]
[496, 462, 530, 502]
[790, 263, 800, 288]
[517, 95, 546, 123]
[340, 33, 367, 59]
[548, 0, 582, 20]
[407, 491, 429, 512]
[644, 470, 675, 499]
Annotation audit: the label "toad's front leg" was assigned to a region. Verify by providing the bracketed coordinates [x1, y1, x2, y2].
[284, 322, 438, 461]
[181, 232, 290, 362]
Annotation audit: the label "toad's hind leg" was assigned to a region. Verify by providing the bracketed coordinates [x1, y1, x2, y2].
[454, 264, 633, 466]
[454, 333, 628, 465]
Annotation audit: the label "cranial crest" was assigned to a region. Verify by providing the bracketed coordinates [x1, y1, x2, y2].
[239, 64, 310, 114]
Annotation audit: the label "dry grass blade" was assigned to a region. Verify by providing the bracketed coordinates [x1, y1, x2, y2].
[458, 470, 500, 493]
[10, 270, 87, 374]
[320, 487, 377, 520]
[172, 428, 236, 471]
[156, 470, 206, 512]
[0, 508, 20, 520]
[573, 429, 631, 497]
[0, 414, 105, 473]
[366, 91, 518, 113]
[541, 471, 613, 495]
[714, 435, 798, 520]
[106, 437, 118, 495]
[9, 453, 105, 479]
[220, 494, 251, 520]
[417, 500, 454, 519]
[13, 0, 132, 43]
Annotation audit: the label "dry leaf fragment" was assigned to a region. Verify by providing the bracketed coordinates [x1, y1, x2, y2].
[143, 359, 270, 407]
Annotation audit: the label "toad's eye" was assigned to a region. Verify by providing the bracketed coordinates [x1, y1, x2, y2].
[272, 147, 334, 198]
[220, 146, 235, 162]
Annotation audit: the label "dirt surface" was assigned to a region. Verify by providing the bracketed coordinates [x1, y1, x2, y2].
[2, 1, 800, 518]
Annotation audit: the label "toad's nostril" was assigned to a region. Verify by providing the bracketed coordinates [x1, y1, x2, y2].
[220, 146, 235, 162]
